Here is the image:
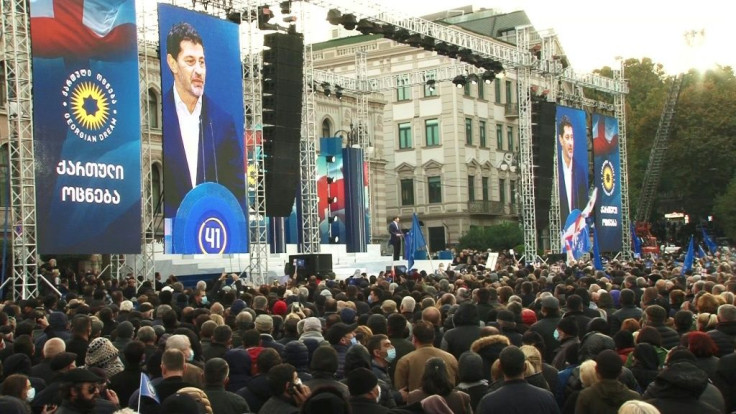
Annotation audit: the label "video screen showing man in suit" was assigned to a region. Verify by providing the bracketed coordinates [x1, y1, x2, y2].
[556, 109, 589, 225]
[159, 4, 247, 254]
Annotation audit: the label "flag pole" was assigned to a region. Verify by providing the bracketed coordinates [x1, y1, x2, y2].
[137, 373, 143, 413]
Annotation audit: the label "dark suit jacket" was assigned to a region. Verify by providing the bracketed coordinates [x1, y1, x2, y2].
[388, 221, 402, 246]
[559, 158, 588, 223]
[162, 90, 245, 219]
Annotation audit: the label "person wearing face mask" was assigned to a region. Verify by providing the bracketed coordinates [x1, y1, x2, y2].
[326, 323, 357, 380]
[259, 363, 311, 414]
[347, 367, 388, 414]
[56, 368, 119, 414]
[552, 317, 580, 371]
[164, 334, 203, 388]
[1, 374, 57, 413]
[368, 335, 404, 405]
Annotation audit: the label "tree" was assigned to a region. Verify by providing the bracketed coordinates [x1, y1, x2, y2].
[457, 222, 522, 251]
[713, 175, 736, 241]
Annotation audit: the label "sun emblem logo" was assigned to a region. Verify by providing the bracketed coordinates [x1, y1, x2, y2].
[601, 160, 615, 196]
[71, 82, 109, 130]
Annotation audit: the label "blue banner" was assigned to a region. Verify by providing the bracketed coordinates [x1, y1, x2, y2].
[317, 138, 345, 244]
[344, 147, 367, 252]
[556, 106, 589, 239]
[159, 4, 247, 254]
[30, 0, 141, 254]
[592, 114, 622, 252]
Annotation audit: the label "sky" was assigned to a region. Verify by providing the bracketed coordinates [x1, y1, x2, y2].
[310, 0, 732, 74]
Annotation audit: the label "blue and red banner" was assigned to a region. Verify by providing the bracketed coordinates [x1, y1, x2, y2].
[159, 4, 247, 254]
[592, 114, 622, 252]
[30, 0, 141, 254]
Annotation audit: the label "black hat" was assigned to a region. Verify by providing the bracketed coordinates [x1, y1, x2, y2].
[61, 368, 103, 384]
[51, 352, 78, 371]
[346, 367, 377, 396]
[326, 322, 356, 345]
[595, 349, 622, 379]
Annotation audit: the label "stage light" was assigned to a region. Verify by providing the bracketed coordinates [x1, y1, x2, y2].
[326, 155, 335, 163]
[257, 6, 278, 31]
[321, 82, 331, 97]
[330, 235, 340, 243]
[328, 196, 338, 204]
[452, 75, 467, 88]
[326, 9, 342, 25]
[467, 73, 479, 85]
[446, 44, 459, 58]
[335, 86, 343, 100]
[421, 36, 435, 51]
[426, 79, 436, 92]
[226, 11, 242, 24]
[328, 216, 339, 223]
[280, 1, 291, 14]
[357, 19, 382, 35]
[341, 14, 357, 30]
[481, 70, 495, 84]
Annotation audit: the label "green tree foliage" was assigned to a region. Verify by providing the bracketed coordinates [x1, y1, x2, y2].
[714, 175, 736, 241]
[457, 222, 522, 251]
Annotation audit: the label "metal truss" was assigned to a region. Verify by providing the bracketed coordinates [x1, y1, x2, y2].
[354, 50, 369, 249]
[2, 0, 38, 299]
[299, 3, 321, 254]
[614, 61, 633, 259]
[515, 26, 537, 262]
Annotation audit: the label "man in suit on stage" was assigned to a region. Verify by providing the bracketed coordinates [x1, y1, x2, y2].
[388, 216, 403, 261]
[558, 115, 588, 223]
[162, 22, 245, 219]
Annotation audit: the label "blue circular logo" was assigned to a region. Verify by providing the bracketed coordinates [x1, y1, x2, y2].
[198, 217, 228, 254]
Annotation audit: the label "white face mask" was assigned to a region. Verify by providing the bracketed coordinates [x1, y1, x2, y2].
[375, 385, 382, 403]
[26, 387, 35, 402]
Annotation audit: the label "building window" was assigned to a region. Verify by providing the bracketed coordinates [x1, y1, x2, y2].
[425, 119, 440, 147]
[479, 121, 487, 147]
[398, 122, 412, 149]
[478, 81, 484, 99]
[151, 163, 161, 214]
[465, 118, 472, 145]
[397, 75, 411, 101]
[468, 175, 475, 201]
[400, 178, 414, 206]
[0, 144, 7, 207]
[494, 79, 501, 103]
[507, 126, 514, 152]
[147, 89, 159, 129]
[499, 178, 506, 203]
[505, 80, 513, 103]
[463, 82, 471, 96]
[428, 176, 442, 203]
[424, 71, 437, 97]
[482, 176, 489, 201]
[510, 180, 517, 206]
[496, 124, 503, 149]
[321, 119, 332, 137]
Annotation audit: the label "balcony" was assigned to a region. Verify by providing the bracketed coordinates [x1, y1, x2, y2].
[504, 102, 518, 118]
[467, 200, 506, 215]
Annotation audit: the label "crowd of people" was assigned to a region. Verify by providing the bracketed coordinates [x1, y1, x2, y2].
[0, 247, 734, 414]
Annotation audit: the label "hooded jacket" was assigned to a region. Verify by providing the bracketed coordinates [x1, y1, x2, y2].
[441, 303, 482, 360]
[707, 320, 736, 357]
[575, 379, 640, 414]
[470, 335, 509, 382]
[643, 361, 720, 414]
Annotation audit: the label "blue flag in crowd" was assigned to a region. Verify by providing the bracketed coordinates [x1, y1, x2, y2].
[702, 227, 718, 254]
[593, 225, 603, 271]
[630, 223, 642, 259]
[407, 213, 427, 270]
[140, 373, 159, 403]
[681, 235, 694, 276]
[697, 244, 707, 259]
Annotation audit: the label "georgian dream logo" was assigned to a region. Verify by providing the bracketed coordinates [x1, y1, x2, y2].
[62, 69, 118, 143]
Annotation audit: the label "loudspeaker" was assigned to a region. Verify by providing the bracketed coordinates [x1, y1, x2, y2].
[289, 253, 333, 280]
[532, 101, 556, 227]
[262, 32, 304, 216]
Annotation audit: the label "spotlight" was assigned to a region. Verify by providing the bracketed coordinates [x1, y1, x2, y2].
[330, 235, 340, 243]
[481, 70, 495, 84]
[467, 73, 479, 85]
[326, 155, 335, 163]
[327, 196, 338, 204]
[226, 11, 242, 24]
[426, 79, 436, 92]
[326, 9, 342, 25]
[421, 36, 435, 51]
[257, 6, 278, 31]
[452, 75, 467, 88]
[328, 216, 339, 223]
[341, 13, 357, 30]
[335, 86, 343, 100]
[357, 19, 382, 35]
[446, 44, 459, 58]
[321, 82, 331, 97]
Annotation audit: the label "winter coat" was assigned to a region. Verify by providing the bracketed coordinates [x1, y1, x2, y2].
[712, 353, 736, 414]
[643, 361, 720, 414]
[707, 321, 736, 357]
[441, 304, 483, 361]
[575, 379, 641, 414]
[470, 335, 510, 382]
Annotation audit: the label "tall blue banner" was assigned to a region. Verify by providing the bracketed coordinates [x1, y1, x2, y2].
[30, 0, 141, 254]
[159, 4, 247, 254]
[556, 106, 589, 229]
[592, 114, 622, 252]
[317, 138, 345, 244]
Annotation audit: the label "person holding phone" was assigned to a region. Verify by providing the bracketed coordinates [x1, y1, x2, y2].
[259, 363, 311, 414]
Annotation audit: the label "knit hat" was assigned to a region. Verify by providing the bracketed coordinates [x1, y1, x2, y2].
[320, 289, 333, 297]
[230, 299, 246, 315]
[340, 308, 356, 324]
[255, 314, 273, 333]
[302, 317, 322, 333]
[346, 367, 377, 396]
[49, 311, 68, 330]
[283, 341, 309, 369]
[458, 351, 484, 383]
[272, 300, 288, 316]
[85, 337, 124, 378]
[521, 309, 537, 325]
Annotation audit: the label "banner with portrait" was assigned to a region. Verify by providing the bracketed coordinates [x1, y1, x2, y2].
[159, 4, 247, 254]
[30, 0, 142, 253]
[592, 114, 622, 252]
[556, 106, 589, 231]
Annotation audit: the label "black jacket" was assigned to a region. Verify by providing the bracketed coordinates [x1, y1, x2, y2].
[349, 396, 389, 414]
[707, 321, 736, 357]
[204, 385, 250, 414]
[643, 361, 720, 414]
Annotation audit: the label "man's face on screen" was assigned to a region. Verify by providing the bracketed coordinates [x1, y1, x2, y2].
[559, 125, 574, 166]
[169, 40, 206, 102]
